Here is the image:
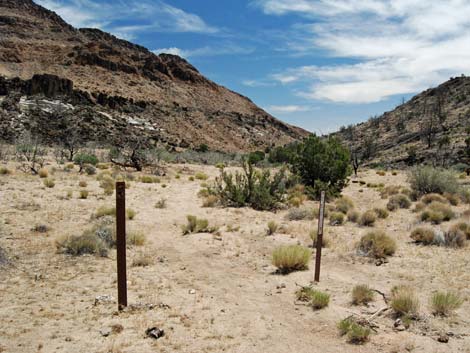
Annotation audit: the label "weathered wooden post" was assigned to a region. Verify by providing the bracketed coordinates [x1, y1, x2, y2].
[314, 191, 326, 282]
[116, 181, 127, 310]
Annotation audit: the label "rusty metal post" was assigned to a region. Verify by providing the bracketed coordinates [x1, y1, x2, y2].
[314, 191, 326, 282]
[116, 181, 127, 310]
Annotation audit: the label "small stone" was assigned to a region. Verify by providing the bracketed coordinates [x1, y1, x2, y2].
[100, 327, 112, 337]
[437, 334, 449, 343]
[146, 327, 164, 340]
[180, 266, 186, 270]
[94, 295, 114, 306]
[189, 289, 196, 294]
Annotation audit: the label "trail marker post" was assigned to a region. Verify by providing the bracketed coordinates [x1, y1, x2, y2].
[314, 191, 326, 282]
[116, 181, 127, 310]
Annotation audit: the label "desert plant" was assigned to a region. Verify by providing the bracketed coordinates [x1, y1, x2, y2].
[285, 207, 315, 221]
[195, 172, 208, 180]
[43, 178, 55, 188]
[391, 285, 419, 317]
[351, 285, 375, 305]
[140, 175, 160, 183]
[452, 222, 470, 239]
[99, 175, 115, 196]
[359, 210, 377, 226]
[56, 233, 108, 257]
[430, 291, 463, 316]
[202, 195, 219, 207]
[413, 202, 426, 212]
[380, 185, 402, 199]
[338, 318, 371, 344]
[335, 196, 354, 214]
[295, 286, 316, 302]
[126, 209, 136, 220]
[132, 253, 153, 267]
[420, 202, 455, 224]
[374, 208, 389, 219]
[387, 194, 411, 211]
[310, 290, 330, 310]
[79, 190, 89, 199]
[266, 221, 278, 235]
[410, 227, 436, 245]
[79, 180, 87, 188]
[74, 153, 98, 172]
[357, 230, 396, 258]
[421, 193, 447, 205]
[329, 211, 345, 225]
[15, 132, 46, 174]
[444, 227, 466, 248]
[155, 198, 167, 209]
[0, 166, 11, 175]
[376, 170, 386, 176]
[409, 166, 460, 197]
[309, 229, 329, 247]
[347, 210, 360, 223]
[272, 245, 310, 274]
[127, 231, 145, 246]
[94, 206, 116, 218]
[444, 192, 460, 206]
[181, 215, 217, 235]
[38, 168, 48, 178]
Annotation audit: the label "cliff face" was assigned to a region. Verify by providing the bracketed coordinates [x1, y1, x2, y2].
[0, 0, 308, 151]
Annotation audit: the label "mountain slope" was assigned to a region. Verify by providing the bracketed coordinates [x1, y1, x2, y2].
[0, 0, 308, 151]
[333, 76, 470, 167]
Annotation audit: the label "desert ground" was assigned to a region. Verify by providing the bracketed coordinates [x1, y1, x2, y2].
[0, 160, 469, 353]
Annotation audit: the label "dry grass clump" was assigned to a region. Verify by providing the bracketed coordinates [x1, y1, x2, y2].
[374, 208, 389, 219]
[195, 172, 208, 180]
[155, 198, 167, 209]
[181, 215, 217, 235]
[94, 206, 116, 218]
[421, 193, 447, 204]
[413, 201, 426, 213]
[266, 221, 278, 235]
[78, 180, 87, 187]
[444, 192, 460, 206]
[380, 185, 402, 199]
[430, 291, 463, 316]
[96, 163, 109, 170]
[202, 195, 219, 207]
[410, 227, 436, 245]
[335, 196, 354, 214]
[38, 168, 48, 178]
[295, 286, 329, 309]
[347, 210, 360, 223]
[338, 318, 371, 344]
[309, 229, 329, 247]
[100, 176, 115, 196]
[33, 224, 49, 233]
[132, 253, 153, 267]
[0, 166, 11, 175]
[272, 245, 310, 274]
[140, 175, 160, 183]
[285, 207, 315, 221]
[127, 231, 146, 246]
[359, 210, 377, 226]
[329, 211, 345, 225]
[126, 209, 136, 220]
[79, 190, 89, 199]
[376, 170, 386, 176]
[351, 285, 375, 305]
[391, 285, 419, 317]
[420, 202, 455, 224]
[357, 230, 396, 258]
[56, 233, 108, 257]
[444, 226, 466, 248]
[43, 178, 55, 188]
[387, 194, 411, 211]
[452, 222, 470, 239]
[287, 184, 307, 207]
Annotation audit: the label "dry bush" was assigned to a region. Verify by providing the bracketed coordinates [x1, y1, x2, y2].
[127, 231, 145, 246]
[380, 185, 401, 199]
[420, 202, 455, 224]
[96, 163, 109, 170]
[79, 190, 89, 199]
[351, 284, 375, 305]
[359, 210, 377, 227]
[413, 202, 426, 213]
[409, 166, 460, 197]
[266, 221, 278, 235]
[182, 215, 217, 235]
[43, 178, 55, 188]
[38, 168, 48, 178]
[202, 195, 219, 207]
[387, 194, 411, 211]
[99, 175, 115, 196]
[285, 207, 315, 221]
[452, 222, 470, 239]
[0, 166, 11, 175]
[338, 318, 371, 344]
[347, 210, 360, 223]
[126, 209, 136, 220]
[444, 227, 466, 248]
[309, 229, 329, 247]
[329, 211, 345, 225]
[287, 184, 307, 207]
[94, 206, 116, 218]
[376, 170, 386, 176]
[374, 208, 389, 219]
[56, 233, 108, 257]
[79, 180, 87, 188]
[391, 285, 419, 317]
[421, 193, 447, 205]
[33, 224, 49, 233]
[335, 196, 354, 214]
[140, 175, 160, 183]
[132, 253, 153, 267]
[430, 291, 463, 316]
[294, 286, 329, 309]
[272, 245, 310, 274]
[195, 172, 208, 180]
[357, 230, 396, 258]
[410, 227, 436, 245]
[443, 192, 460, 206]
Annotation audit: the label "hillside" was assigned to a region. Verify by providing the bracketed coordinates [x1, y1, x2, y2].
[333, 76, 470, 167]
[0, 0, 308, 151]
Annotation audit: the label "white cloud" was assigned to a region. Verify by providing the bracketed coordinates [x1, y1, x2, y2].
[266, 105, 311, 113]
[36, 0, 218, 37]
[153, 45, 254, 59]
[255, 0, 470, 103]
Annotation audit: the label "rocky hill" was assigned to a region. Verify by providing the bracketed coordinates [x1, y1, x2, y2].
[0, 0, 308, 151]
[333, 76, 470, 167]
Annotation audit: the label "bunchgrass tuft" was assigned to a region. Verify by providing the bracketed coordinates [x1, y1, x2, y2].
[351, 284, 375, 305]
[266, 221, 278, 235]
[338, 318, 371, 344]
[430, 291, 463, 316]
[272, 245, 310, 274]
[391, 285, 419, 317]
[357, 230, 396, 258]
[182, 215, 217, 235]
[359, 210, 377, 227]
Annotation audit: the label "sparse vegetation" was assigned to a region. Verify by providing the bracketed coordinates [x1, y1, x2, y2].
[266, 221, 278, 235]
[347, 210, 360, 223]
[430, 291, 463, 316]
[155, 198, 167, 209]
[195, 172, 208, 180]
[272, 245, 310, 274]
[338, 318, 371, 344]
[0, 166, 11, 175]
[420, 202, 455, 224]
[373, 207, 389, 219]
[387, 194, 411, 211]
[391, 285, 419, 317]
[79, 190, 89, 199]
[132, 253, 153, 267]
[202, 195, 219, 207]
[56, 233, 108, 257]
[43, 178, 55, 188]
[410, 227, 437, 245]
[335, 196, 354, 214]
[357, 230, 396, 258]
[127, 231, 145, 246]
[409, 166, 460, 197]
[351, 285, 375, 305]
[329, 211, 345, 225]
[140, 175, 160, 183]
[126, 209, 136, 220]
[309, 229, 329, 247]
[79, 180, 87, 188]
[181, 215, 217, 235]
[359, 210, 377, 227]
[285, 207, 315, 221]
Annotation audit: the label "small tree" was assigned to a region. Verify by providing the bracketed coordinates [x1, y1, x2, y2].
[110, 137, 150, 171]
[291, 135, 351, 199]
[15, 131, 46, 174]
[74, 153, 99, 172]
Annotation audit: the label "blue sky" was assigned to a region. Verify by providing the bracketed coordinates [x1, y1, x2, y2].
[37, 0, 470, 133]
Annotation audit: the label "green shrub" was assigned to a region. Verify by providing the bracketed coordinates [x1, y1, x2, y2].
[181, 215, 217, 235]
[43, 178, 55, 188]
[409, 166, 460, 197]
[195, 172, 208, 180]
[266, 221, 278, 235]
[74, 153, 98, 172]
[357, 230, 396, 258]
[291, 135, 351, 199]
[338, 318, 371, 344]
[374, 208, 389, 219]
[56, 233, 107, 257]
[213, 160, 287, 211]
[347, 210, 360, 223]
[126, 209, 136, 220]
[309, 290, 330, 310]
[188, 176, 195, 181]
[285, 207, 315, 221]
[140, 175, 160, 183]
[329, 211, 345, 225]
[391, 285, 419, 317]
[430, 291, 463, 316]
[359, 210, 376, 226]
[295, 286, 317, 302]
[410, 227, 436, 245]
[387, 194, 411, 211]
[351, 285, 375, 305]
[335, 196, 354, 214]
[272, 245, 310, 274]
